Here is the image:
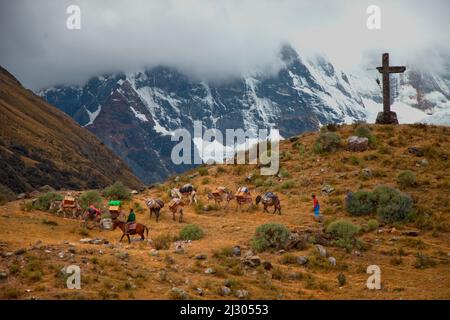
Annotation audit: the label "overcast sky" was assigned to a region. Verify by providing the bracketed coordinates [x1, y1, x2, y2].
[1, 0, 449, 90]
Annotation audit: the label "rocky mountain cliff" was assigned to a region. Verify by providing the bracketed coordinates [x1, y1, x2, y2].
[0, 66, 143, 195]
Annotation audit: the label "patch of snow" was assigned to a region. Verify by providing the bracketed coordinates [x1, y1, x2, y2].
[130, 106, 148, 122]
[84, 105, 102, 126]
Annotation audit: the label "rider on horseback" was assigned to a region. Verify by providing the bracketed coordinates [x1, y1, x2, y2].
[125, 209, 136, 233]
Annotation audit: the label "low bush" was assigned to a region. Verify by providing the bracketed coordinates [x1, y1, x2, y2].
[345, 186, 413, 223]
[366, 219, 379, 231]
[346, 190, 375, 216]
[198, 167, 209, 176]
[0, 184, 15, 205]
[314, 132, 341, 154]
[250, 223, 290, 252]
[397, 170, 417, 188]
[153, 233, 174, 250]
[326, 219, 360, 240]
[102, 181, 131, 200]
[355, 125, 377, 146]
[33, 192, 63, 211]
[372, 185, 413, 223]
[79, 190, 102, 209]
[179, 224, 204, 240]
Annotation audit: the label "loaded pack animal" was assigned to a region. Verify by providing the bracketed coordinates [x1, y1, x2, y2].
[167, 198, 184, 222]
[207, 187, 234, 208]
[50, 195, 82, 219]
[234, 186, 253, 212]
[171, 184, 197, 205]
[112, 219, 149, 243]
[146, 198, 165, 222]
[256, 192, 281, 215]
[80, 205, 102, 230]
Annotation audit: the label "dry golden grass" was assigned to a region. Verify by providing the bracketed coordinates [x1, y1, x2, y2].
[0, 124, 449, 300]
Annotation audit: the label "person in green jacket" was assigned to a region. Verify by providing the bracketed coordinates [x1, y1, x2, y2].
[126, 209, 136, 233]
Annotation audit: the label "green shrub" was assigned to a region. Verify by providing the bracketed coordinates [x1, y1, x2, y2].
[102, 181, 131, 200]
[281, 180, 295, 189]
[366, 219, 379, 231]
[0, 184, 15, 205]
[314, 132, 341, 154]
[280, 253, 297, 265]
[33, 192, 63, 211]
[250, 223, 290, 252]
[414, 252, 436, 269]
[346, 190, 375, 216]
[179, 224, 204, 240]
[326, 219, 360, 240]
[253, 178, 264, 187]
[372, 185, 413, 223]
[79, 190, 102, 209]
[397, 170, 417, 188]
[355, 126, 377, 146]
[198, 167, 209, 176]
[153, 233, 173, 250]
[263, 178, 275, 187]
[279, 168, 292, 178]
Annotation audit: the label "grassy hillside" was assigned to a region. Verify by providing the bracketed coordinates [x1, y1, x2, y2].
[0, 124, 449, 299]
[0, 66, 142, 196]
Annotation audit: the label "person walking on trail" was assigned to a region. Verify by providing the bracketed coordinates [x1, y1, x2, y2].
[312, 194, 321, 220]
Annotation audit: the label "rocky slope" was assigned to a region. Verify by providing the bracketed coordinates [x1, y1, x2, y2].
[0, 66, 143, 195]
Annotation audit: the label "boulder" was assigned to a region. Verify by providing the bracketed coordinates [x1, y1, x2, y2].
[321, 185, 335, 194]
[170, 287, 188, 300]
[408, 147, 424, 157]
[204, 268, 215, 274]
[232, 246, 241, 257]
[235, 289, 249, 299]
[315, 244, 327, 257]
[347, 136, 369, 152]
[16, 193, 26, 200]
[242, 255, 261, 268]
[262, 261, 273, 270]
[361, 168, 372, 178]
[0, 271, 8, 280]
[328, 257, 337, 266]
[297, 256, 309, 265]
[220, 286, 231, 296]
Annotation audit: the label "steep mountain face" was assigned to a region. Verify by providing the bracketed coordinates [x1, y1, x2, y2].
[38, 45, 450, 184]
[39, 45, 368, 183]
[0, 66, 143, 195]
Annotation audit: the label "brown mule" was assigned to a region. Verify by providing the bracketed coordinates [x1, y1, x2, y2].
[112, 220, 149, 243]
[256, 193, 281, 215]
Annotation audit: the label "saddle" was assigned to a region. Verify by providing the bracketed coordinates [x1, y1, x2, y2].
[63, 196, 76, 208]
[168, 198, 182, 210]
[212, 187, 224, 197]
[127, 222, 137, 231]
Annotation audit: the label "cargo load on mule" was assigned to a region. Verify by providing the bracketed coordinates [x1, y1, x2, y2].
[62, 195, 76, 208]
[108, 200, 122, 219]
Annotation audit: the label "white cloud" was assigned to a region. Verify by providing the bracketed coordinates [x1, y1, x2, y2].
[0, 0, 448, 90]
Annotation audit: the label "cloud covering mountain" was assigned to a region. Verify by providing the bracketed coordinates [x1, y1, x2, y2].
[1, 0, 449, 90]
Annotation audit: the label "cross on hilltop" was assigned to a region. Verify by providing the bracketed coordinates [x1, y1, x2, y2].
[375, 53, 406, 124]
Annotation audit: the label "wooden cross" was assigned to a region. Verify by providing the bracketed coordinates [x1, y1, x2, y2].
[375, 53, 406, 124]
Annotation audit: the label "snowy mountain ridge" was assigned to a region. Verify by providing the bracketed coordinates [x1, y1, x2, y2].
[38, 45, 450, 183]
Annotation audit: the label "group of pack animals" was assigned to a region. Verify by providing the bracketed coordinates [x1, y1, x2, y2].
[46, 184, 281, 243]
[145, 184, 282, 223]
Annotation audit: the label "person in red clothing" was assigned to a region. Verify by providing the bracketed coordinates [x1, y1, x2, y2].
[312, 194, 320, 219]
[87, 204, 101, 218]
